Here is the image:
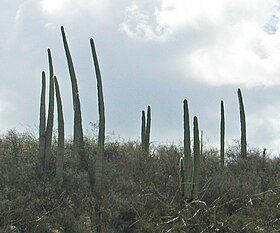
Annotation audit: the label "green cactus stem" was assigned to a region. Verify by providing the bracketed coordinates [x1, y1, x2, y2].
[192, 116, 200, 200]
[200, 130, 203, 157]
[141, 106, 151, 156]
[45, 49, 55, 172]
[220, 100, 225, 166]
[179, 157, 185, 196]
[237, 88, 247, 158]
[61, 26, 85, 169]
[90, 38, 105, 233]
[54, 76, 64, 185]
[48, 48, 54, 78]
[183, 99, 192, 201]
[141, 110, 146, 152]
[38, 71, 46, 175]
[145, 105, 151, 155]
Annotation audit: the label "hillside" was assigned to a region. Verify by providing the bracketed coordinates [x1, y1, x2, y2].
[0, 130, 279, 232]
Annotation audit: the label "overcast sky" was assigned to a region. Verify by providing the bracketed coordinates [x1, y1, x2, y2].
[1, 0, 280, 154]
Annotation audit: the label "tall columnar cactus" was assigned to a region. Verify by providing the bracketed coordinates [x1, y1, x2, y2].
[237, 88, 247, 158]
[179, 157, 185, 196]
[220, 100, 225, 167]
[54, 76, 64, 185]
[38, 71, 46, 175]
[192, 116, 200, 200]
[179, 100, 201, 201]
[45, 49, 55, 172]
[145, 105, 151, 155]
[200, 130, 203, 157]
[141, 105, 151, 156]
[90, 38, 105, 233]
[141, 110, 146, 152]
[61, 26, 85, 169]
[182, 99, 192, 200]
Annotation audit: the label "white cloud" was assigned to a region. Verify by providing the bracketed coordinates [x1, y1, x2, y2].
[122, 0, 277, 40]
[183, 14, 280, 87]
[40, 0, 110, 16]
[41, 0, 67, 14]
[155, 0, 226, 30]
[121, 2, 170, 41]
[122, 0, 280, 87]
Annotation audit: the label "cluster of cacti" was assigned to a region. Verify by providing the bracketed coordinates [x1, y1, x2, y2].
[179, 99, 201, 201]
[37, 26, 250, 231]
[38, 49, 56, 175]
[218, 88, 247, 165]
[38, 27, 106, 232]
[141, 105, 151, 156]
[38, 49, 65, 182]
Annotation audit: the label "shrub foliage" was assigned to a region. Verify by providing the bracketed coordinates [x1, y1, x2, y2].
[0, 130, 279, 232]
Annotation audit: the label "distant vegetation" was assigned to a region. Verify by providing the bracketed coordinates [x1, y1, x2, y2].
[0, 27, 279, 232]
[0, 130, 279, 232]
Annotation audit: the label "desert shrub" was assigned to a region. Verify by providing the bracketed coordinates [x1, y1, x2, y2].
[0, 131, 279, 232]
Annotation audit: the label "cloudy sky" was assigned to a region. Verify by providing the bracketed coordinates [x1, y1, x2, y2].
[1, 0, 280, 154]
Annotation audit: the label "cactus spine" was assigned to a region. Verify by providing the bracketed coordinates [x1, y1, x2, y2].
[237, 88, 247, 158]
[38, 71, 46, 175]
[141, 105, 151, 156]
[220, 100, 225, 166]
[61, 26, 85, 169]
[192, 116, 200, 200]
[54, 76, 64, 185]
[44, 49, 55, 172]
[90, 38, 105, 233]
